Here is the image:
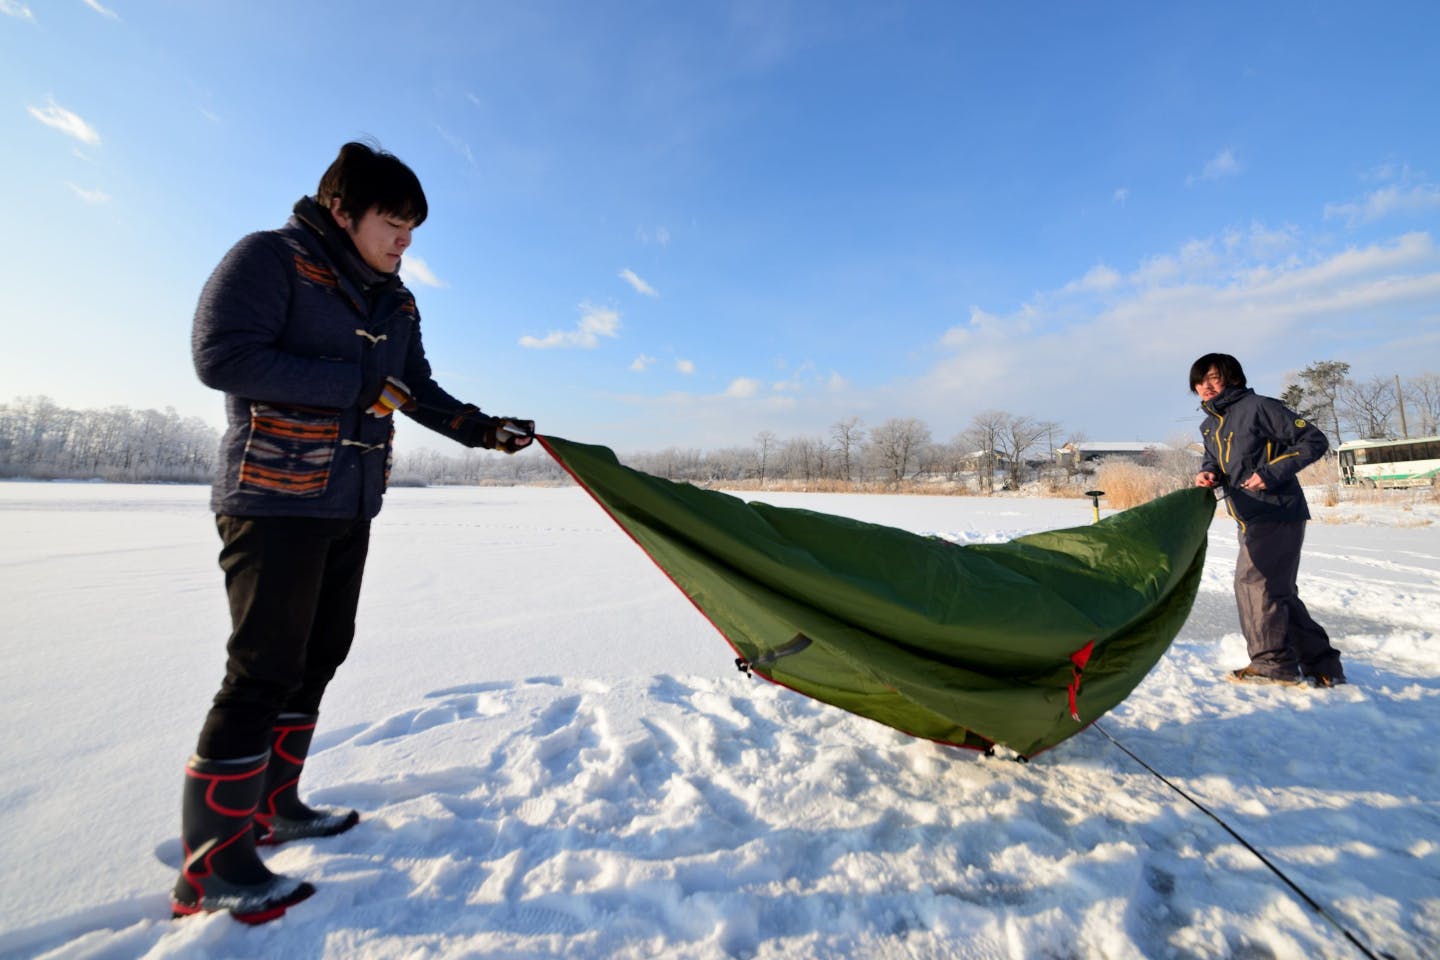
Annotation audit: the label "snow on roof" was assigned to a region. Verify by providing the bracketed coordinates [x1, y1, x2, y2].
[1066, 441, 1173, 452]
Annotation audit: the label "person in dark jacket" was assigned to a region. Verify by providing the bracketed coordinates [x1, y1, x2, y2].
[174, 142, 534, 922]
[1190, 352, 1345, 689]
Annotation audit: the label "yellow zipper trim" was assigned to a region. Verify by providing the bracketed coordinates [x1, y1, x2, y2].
[1203, 403, 1243, 531]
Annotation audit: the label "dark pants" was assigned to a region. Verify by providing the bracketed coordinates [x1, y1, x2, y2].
[195, 514, 371, 759]
[1234, 520, 1344, 680]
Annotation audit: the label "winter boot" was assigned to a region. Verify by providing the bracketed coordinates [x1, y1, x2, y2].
[254, 714, 359, 846]
[172, 753, 315, 923]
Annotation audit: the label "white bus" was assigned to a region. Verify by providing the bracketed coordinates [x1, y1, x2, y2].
[1336, 435, 1440, 488]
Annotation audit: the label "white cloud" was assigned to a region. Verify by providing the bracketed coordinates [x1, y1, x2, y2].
[770, 360, 827, 394]
[1130, 223, 1301, 290]
[637, 226, 672, 247]
[65, 183, 109, 204]
[1361, 161, 1415, 185]
[27, 99, 101, 145]
[1063, 264, 1122, 294]
[940, 305, 1025, 348]
[400, 255, 444, 288]
[910, 227, 1440, 444]
[1237, 221, 1301, 261]
[619, 268, 659, 297]
[436, 125, 477, 169]
[627, 354, 693, 375]
[81, 0, 119, 19]
[1113, 187, 1129, 205]
[1324, 183, 1440, 227]
[1, 0, 35, 21]
[1131, 237, 1225, 287]
[565, 224, 1440, 449]
[724, 377, 761, 399]
[1188, 148, 1240, 185]
[519, 303, 621, 349]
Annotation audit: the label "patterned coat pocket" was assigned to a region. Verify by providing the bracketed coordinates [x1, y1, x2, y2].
[238, 403, 339, 497]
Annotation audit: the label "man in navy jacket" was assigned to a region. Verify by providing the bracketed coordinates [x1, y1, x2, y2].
[175, 142, 533, 922]
[1191, 352, 1345, 689]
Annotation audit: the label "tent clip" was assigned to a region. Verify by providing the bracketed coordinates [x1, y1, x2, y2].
[735, 633, 814, 678]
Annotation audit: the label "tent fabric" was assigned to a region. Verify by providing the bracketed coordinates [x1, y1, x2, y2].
[541, 436, 1215, 758]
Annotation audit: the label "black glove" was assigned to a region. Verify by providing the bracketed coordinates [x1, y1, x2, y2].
[449, 406, 535, 454]
[494, 417, 536, 454]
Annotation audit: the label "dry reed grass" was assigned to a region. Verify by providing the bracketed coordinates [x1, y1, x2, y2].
[1091, 461, 1187, 509]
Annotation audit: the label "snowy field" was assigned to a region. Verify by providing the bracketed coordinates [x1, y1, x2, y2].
[1, 478, 1437, 959]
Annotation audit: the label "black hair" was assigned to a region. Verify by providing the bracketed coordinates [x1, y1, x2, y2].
[316, 141, 428, 227]
[1188, 353, 1247, 393]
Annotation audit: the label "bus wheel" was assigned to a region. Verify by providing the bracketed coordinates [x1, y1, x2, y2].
[1362, 478, 1377, 490]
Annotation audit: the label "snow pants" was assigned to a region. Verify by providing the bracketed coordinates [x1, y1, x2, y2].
[195, 514, 371, 759]
[1234, 519, 1344, 681]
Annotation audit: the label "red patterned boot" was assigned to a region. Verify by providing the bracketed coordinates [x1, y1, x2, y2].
[172, 754, 315, 923]
[254, 714, 360, 846]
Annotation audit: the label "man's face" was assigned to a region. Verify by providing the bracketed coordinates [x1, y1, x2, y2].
[1195, 366, 1226, 402]
[330, 199, 415, 274]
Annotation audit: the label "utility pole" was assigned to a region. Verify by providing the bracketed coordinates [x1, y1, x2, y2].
[1395, 375, 1409, 438]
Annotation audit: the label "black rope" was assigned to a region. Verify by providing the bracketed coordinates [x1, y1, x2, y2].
[1090, 721, 1395, 960]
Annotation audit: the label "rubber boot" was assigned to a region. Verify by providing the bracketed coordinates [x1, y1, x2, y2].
[254, 714, 359, 846]
[172, 753, 315, 923]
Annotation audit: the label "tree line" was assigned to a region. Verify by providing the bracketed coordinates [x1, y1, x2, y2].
[0, 396, 1080, 489]
[1281, 365, 1440, 445]
[625, 412, 1072, 491]
[0, 396, 219, 482]
[0, 395, 572, 486]
[4, 364, 1433, 487]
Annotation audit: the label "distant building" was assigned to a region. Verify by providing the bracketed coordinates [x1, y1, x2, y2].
[954, 449, 1018, 474]
[1056, 441, 1196, 469]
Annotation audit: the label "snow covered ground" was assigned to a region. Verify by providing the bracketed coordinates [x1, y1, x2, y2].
[1, 477, 1436, 959]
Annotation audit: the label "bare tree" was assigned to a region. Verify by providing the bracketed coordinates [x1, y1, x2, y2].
[866, 417, 931, 484]
[1404, 372, 1440, 436]
[626, 447, 703, 481]
[961, 410, 1008, 493]
[929, 439, 970, 482]
[996, 415, 1055, 489]
[1342, 375, 1398, 439]
[779, 436, 824, 484]
[830, 417, 865, 482]
[753, 430, 779, 485]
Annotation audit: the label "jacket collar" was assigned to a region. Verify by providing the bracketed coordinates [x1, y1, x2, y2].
[291, 196, 403, 300]
[1203, 385, 1252, 417]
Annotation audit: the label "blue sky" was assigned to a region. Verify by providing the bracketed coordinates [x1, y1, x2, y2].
[4, 1, 1438, 453]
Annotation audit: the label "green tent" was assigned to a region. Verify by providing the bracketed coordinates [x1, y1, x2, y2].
[541, 436, 1215, 758]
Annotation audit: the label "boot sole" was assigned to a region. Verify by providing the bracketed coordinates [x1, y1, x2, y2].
[1224, 670, 1305, 687]
[172, 881, 316, 923]
[256, 810, 360, 846]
